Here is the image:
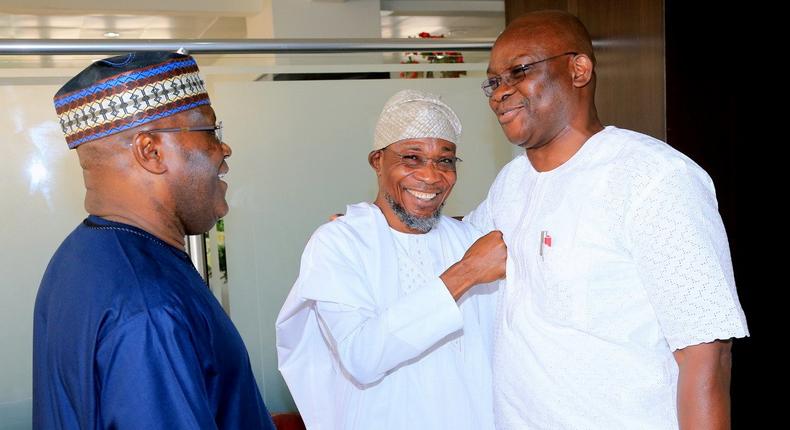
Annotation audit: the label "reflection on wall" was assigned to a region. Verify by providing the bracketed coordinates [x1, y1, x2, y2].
[205, 219, 231, 313]
[0, 84, 85, 428]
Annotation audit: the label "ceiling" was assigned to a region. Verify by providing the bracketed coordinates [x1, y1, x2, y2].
[0, 14, 248, 40]
[0, 1, 504, 71]
[0, 0, 503, 40]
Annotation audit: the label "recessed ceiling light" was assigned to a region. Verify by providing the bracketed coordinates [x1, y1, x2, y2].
[104, 32, 121, 38]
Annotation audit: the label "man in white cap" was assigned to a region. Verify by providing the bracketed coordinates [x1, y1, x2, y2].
[276, 89, 506, 430]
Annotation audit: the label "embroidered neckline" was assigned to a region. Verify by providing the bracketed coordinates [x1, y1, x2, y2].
[83, 216, 189, 259]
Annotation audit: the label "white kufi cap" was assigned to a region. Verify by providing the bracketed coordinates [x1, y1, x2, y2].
[373, 89, 461, 150]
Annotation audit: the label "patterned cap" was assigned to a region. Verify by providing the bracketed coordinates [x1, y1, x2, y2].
[373, 89, 461, 150]
[54, 51, 210, 149]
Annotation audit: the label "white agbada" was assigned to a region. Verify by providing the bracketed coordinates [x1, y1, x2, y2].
[277, 202, 497, 430]
[467, 126, 749, 429]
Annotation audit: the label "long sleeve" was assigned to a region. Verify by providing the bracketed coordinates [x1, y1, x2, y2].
[302, 233, 463, 386]
[465, 189, 495, 234]
[95, 309, 217, 430]
[277, 207, 497, 430]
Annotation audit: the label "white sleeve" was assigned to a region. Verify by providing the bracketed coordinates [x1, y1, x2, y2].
[465, 186, 495, 233]
[463, 281, 500, 355]
[465, 158, 515, 233]
[626, 160, 749, 350]
[301, 234, 463, 386]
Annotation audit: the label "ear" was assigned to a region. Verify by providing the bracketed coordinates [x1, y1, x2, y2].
[368, 150, 383, 176]
[131, 132, 168, 174]
[570, 54, 594, 88]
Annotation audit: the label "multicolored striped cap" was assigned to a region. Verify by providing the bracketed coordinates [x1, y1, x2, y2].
[54, 51, 211, 149]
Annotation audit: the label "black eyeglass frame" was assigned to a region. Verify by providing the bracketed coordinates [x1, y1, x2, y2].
[381, 146, 463, 172]
[481, 52, 578, 97]
[144, 120, 223, 142]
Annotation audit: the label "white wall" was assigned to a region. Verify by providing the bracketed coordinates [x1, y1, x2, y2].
[0, 84, 84, 429]
[270, 0, 381, 38]
[247, 0, 383, 66]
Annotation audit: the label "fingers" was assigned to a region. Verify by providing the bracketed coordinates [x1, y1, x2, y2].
[464, 230, 507, 283]
[440, 230, 507, 300]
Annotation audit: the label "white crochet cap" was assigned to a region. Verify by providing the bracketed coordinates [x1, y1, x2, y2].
[373, 89, 462, 150]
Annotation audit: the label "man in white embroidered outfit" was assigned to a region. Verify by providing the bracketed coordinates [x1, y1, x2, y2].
[276, 89, 505, 430]
[466, 10, 750, 429]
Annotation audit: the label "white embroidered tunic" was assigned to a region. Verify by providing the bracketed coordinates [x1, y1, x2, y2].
[466, 126, 749, 429]
[277, 202, 497, 430]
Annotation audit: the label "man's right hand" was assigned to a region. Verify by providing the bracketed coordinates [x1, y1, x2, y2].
[440, 230, 507, 300]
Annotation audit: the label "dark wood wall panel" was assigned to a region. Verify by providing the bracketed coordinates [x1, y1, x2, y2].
[504, 0, 568, 23]
[504, 0, 665, 140]
[574, 0, 665, 140]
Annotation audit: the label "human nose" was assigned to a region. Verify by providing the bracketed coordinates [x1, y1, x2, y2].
[412, 159, 442, 183]
[221, 141, 232, 158]
[491, 79, 516, 102]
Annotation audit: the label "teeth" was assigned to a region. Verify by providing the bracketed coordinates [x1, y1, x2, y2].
[407, 189, 438, 200]
[218, 172, 226, 179]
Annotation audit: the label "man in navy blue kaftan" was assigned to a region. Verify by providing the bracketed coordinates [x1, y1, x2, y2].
[33, 51, 276, 430]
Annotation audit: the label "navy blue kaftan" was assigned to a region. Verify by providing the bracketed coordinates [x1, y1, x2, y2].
[33, 216, 276, 430]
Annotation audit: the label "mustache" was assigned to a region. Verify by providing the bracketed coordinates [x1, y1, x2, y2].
[385, 193, 443, 233]
[496, 100, 526, 115]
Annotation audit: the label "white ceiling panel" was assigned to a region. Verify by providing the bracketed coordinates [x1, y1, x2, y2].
[198, 17, 247, 39]
[0, 0, 261, 15]
[16, 27, 81, 38]
[381, 14, 503, 38]
[79, 28, 144, 39]
[80, 15, 149, 29]
[1, 1, 503, 40]
[9, 14, 82, 28]
[0, 1, 501, 70]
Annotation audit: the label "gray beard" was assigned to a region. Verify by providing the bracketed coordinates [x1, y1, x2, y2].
[385, 193, 443, 233]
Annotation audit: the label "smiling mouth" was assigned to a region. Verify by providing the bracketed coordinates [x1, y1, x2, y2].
[497, 105, 524, 122]
[406, 189, 440, 201]
[218, 162, 229, 179]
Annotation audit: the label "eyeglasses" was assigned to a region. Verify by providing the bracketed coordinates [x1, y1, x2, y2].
[144, 121, 223, 143]
[383, 147, 462, 172]
[481, 52, 577, 97]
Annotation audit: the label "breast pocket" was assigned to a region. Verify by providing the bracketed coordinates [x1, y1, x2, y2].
[529, 212, 589, 329]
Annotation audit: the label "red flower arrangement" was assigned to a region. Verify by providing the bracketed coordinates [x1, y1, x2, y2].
[400, 32, 466, 79]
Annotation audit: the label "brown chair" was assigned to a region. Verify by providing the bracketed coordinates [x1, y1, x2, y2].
[271, 412, 306, 430]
